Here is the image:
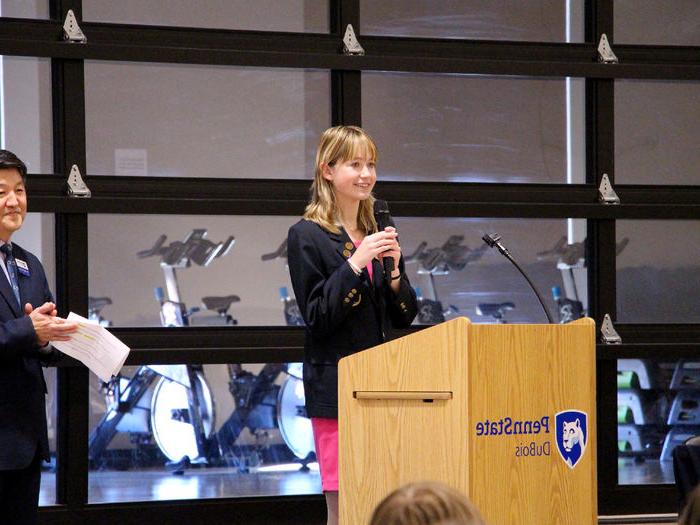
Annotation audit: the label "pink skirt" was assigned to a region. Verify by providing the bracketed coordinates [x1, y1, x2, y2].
[311, 417, 339, 492]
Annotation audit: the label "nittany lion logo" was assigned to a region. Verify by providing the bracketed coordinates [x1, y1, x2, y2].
[555, 410, 588, 469]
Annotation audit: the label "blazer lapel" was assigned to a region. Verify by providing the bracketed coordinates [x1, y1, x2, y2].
[329, 227, 377, 298]
[330, 228, 355, 263]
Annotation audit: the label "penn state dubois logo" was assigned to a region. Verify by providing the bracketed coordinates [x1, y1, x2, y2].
[555, 410, 588, 469]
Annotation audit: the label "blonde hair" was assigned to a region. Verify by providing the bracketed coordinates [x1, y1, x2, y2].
[680, 484, 700, 525]
[303, 125, 378, 235]
[369, 481, 486, 525]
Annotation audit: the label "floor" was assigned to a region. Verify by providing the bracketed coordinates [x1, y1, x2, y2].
[39, 463, 321, 505]
[38, 460, 678, 523]
[618, 458, 675, 485]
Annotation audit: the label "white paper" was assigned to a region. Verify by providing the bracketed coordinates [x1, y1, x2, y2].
[51, 313, 130, 382]
[115, 148, 148, 176]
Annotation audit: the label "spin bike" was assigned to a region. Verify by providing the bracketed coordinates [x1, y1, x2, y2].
[90, 230, 316, 472]
[249, 239, 315, 467]
[89, 230, 235, 470]
[404, 241, 459, 325]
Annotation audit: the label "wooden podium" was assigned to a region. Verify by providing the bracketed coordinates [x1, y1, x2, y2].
[338, 317, 596, 525]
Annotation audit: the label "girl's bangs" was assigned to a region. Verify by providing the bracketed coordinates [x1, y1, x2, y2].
[338, 133, 377, 163]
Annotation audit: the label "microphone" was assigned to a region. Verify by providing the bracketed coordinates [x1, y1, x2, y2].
[482, 233, 554, 324]
[373, 199, 396, 278]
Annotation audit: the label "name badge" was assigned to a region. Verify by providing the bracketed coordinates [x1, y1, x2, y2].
[15, 258, 30, 276]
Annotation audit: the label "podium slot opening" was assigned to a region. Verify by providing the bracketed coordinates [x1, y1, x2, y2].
[353, 391, 452, 401]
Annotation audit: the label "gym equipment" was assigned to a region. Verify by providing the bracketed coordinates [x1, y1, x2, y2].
[475, 301, 515, 324]
[668, 392, 700, 425]
[406, 235, 487, 273]
[617, 359, 653, 390]
[670, 361, 700, 390]
[405, 236, 476, 324]
[551, 286, 584, 324]
[662, 427, 700, 462]
[259, 240, 315, 466]
[90, 230, 236, 471]
[88, 296, 113, 326]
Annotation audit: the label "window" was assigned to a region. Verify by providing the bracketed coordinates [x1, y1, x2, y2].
[363, 73, 585, 184]
[614, 0, 700, 46]
[88, 362, 317, 502]
[82, 0, 329, 33]
[396, 217, 587, 324]
[360, 0, 584, 43]
[615, 80, 700, 185]
[617, 220, 700, 323]
[0, 0, 49, 19]
[0, 56, 53, 174]
[85, 62, 330, 178]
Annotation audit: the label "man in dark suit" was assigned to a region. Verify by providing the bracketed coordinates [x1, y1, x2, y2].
[0, 150, 78, 525]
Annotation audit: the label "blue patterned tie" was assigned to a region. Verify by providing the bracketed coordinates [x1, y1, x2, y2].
[1, 243, 21, 306]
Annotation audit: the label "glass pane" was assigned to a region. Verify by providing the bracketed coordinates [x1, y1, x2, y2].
[11, 213, 55, 293]
[399, 217, 587, 324]
[617, 358, 693, 485]
[85, 62, 330, 178]
[0, 56, 53, 173]
[83, 0, 328, 33]
[360, 0, 585, 43]
[88, 215, 300, 327]
[615, 0, 700, 46]
[0, 0, 49, 18]
[616, 80, 700, 185]
[39, 367, 57, 505]
[89, 215, 586, 327]
[88, 362, 318, 502]
[617, 220, 700, 323]
[363, 73, 586, 184]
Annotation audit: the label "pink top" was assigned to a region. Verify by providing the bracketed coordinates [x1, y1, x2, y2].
[353, 240, 373, 282]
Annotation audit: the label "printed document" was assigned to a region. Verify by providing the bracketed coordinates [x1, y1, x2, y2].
[51, 312, 130, 382]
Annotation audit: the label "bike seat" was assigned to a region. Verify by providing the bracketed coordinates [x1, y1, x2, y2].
[476, 302, 515, 319]
[88, 296, 113, 311]
[201, 295, 241, 314]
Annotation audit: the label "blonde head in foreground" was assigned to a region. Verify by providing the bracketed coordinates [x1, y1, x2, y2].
[369, 481, 486, 525]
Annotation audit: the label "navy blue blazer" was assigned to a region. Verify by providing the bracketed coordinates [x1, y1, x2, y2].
[0, 242, 54, 470]
[287, 219, 418, 418]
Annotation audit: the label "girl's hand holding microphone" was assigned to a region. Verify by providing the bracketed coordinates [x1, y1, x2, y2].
[348, 227, 402, 283]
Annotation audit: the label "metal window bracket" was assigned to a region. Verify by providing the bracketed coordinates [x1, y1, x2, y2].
[598, 173, 620, 204]
[601, 314, 622, 344]
[63, 9, 87, 44]
[342, 24, 365, 56]
[66, 165, 91, 197]
[597, 34, 618, 64]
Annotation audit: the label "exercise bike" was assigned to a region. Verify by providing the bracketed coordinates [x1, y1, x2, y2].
[89, 230, 235, 472]
[258, 239, 315, 468]
[405, 235, 483, 324]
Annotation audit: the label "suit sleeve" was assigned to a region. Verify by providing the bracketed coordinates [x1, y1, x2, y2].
[385, 256, 418, 328]
[287, 223, 363, 339]
[0, 316, 38, 363]
[32, 264, 61, 364]
[1, 255, 56, 364]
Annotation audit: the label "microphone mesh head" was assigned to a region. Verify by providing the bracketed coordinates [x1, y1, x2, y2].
[373, 199, 393, 229]
[373, 199, 389, 214]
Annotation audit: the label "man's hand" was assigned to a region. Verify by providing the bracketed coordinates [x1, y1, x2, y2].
[27, 302, 79, 345]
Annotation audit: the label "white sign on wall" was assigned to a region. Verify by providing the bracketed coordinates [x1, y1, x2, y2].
[115, 148, 148, 176]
